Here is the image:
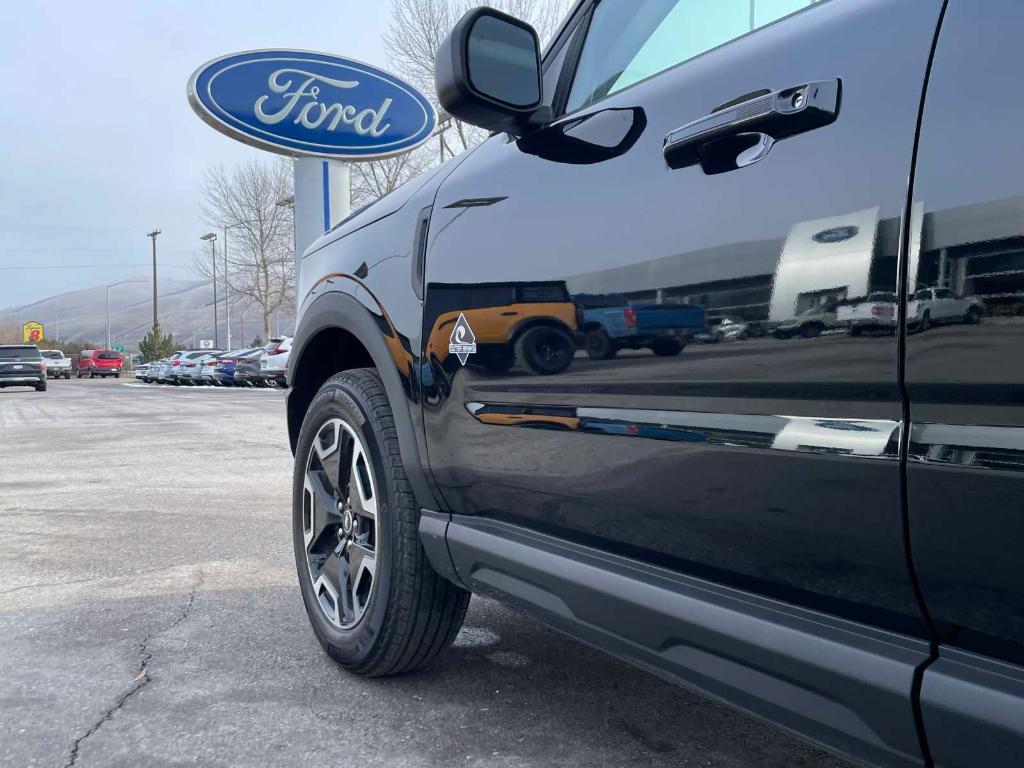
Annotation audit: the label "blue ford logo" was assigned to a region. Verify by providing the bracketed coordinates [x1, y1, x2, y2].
[188, 50, 436, 159]
[812, 225, 859, 244]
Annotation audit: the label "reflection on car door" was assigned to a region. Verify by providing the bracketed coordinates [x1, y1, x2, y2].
[903, 2, 1024, 764]
[424, 0, 943, 628]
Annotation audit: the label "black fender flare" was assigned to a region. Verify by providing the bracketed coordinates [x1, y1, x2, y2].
[286, 289, 437, 512]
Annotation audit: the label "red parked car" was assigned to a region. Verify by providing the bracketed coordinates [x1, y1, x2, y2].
[76, 349, 122, 379]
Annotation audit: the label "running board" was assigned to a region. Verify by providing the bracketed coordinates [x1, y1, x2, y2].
[443, 514, 930, 768]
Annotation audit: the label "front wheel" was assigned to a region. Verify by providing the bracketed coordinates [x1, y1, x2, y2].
[293, 369, 469, 676]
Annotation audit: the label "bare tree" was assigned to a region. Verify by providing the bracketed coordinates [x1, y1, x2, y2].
[196, 158, 294, 341]
[350, 146, 433, 208]
[384, 0, 574, 157]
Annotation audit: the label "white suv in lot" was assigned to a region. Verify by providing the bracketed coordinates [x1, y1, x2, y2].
[259, 337, 291, 387]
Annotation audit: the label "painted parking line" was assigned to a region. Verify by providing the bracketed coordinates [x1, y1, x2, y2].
[121, 382, 281, 392]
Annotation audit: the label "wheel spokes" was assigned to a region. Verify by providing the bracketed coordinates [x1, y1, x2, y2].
[346, 540, 376, 624]
[302, 417, 380, 630]
[303, 469, 341, 553]
[349, 444, 377, 520]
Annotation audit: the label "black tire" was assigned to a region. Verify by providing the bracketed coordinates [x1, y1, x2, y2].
[516, 326, 575, 375]
[651, 338, 683, 357]
[801, 323, 823, 339]
[850, 326, 863, 337]
[964, 306, 982, 324]
[584, 329, 617, 360]
[293, 369, 469, 676]
[35, 381, 46, 392]
[918, 311, 931, 332]
[89, 371, 95, 379]
[64, 372, 70, 380]
[115, 373, 120, 379]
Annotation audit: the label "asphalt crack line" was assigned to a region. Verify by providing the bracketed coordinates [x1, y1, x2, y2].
[61, 569, 205, 768]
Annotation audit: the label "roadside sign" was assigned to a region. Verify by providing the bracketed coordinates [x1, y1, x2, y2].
[199, 339, 214, 349]
[22, 321, 43, 343]
[113, 345, 126, 354]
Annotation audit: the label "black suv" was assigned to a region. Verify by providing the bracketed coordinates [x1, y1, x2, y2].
[0, 345, 46, 391]
[285, 3, 1024, 766]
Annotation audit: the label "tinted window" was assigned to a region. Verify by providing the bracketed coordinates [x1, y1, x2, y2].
[97, 351, 120, 360]
[567, 0, 821, 112]
[0, 346, 40, 360]
[934, 288, 955, 299]
[41, 350, 63, 359]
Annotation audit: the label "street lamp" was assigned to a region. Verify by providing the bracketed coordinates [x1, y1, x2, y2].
[106, 280, 145, 350]
[200, 233, 219, 348]
[147, 229, 161, 329]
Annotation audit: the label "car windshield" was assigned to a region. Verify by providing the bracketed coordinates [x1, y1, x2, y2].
[41, 351, 63, 359]
[0, 346, 40, 359]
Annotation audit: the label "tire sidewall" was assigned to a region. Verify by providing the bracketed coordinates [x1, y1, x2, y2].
[292, 376, 395, 665]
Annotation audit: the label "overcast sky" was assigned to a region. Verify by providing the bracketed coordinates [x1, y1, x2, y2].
[0, 1, 393, 309]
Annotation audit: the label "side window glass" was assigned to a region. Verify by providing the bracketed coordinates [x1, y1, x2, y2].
[567, 0, 823, 113]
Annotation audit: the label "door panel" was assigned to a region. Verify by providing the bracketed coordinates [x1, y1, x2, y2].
[423, 0, 943, 633]
[907, 0, 1024, 670]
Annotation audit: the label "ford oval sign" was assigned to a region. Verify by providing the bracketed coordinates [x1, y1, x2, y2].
[812, 225, 859, 244]
[187, 50, 436, 159]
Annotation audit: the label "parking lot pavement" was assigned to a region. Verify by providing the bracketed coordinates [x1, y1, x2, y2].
[0, 377, 847, 768]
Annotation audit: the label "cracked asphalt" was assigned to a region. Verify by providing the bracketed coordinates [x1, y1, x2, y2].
[0, 377, 847, 768]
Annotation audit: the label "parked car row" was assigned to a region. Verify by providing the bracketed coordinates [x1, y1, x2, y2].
[136, 338, 291, 388]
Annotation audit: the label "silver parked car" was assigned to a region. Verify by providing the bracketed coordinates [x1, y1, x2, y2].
[176, 350, 223, 385]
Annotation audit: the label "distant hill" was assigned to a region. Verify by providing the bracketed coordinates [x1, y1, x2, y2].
[4, 277, 289, 349]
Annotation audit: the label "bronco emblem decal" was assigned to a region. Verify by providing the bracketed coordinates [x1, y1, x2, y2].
[448, 313, 477, 365]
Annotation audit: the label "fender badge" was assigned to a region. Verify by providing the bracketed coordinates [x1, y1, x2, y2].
[449, 313, 477, 365]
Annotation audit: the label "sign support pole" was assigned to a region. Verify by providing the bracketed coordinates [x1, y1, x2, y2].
[292, 159, 350, 304]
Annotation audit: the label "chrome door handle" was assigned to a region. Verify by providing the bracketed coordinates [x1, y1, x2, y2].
[663, 79, 841, 172]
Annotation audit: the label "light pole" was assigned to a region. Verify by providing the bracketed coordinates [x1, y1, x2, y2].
[106, 280, 144, 350]
[147, 229, 161, 329]
[200, 233, 219, 348]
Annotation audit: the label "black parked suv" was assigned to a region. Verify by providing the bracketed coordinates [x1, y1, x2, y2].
[285, 3, 1024, 766]
[0, 345, 46, 391]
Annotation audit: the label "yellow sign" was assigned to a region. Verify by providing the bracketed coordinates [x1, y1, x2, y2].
[22, 321, 44, 344]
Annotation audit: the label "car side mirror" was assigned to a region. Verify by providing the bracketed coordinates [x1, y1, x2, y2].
[434, 7, 546, 136]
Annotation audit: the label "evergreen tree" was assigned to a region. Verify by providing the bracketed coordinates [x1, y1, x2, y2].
[138, 325, 176, 363]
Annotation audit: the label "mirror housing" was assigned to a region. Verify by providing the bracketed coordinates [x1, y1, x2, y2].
[435, 7, 545, 136]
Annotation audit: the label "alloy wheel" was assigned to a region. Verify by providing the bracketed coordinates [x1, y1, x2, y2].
[302, 418, 379, 630]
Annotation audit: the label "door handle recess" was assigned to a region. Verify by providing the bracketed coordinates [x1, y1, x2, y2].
[663, 79, 841, 171]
